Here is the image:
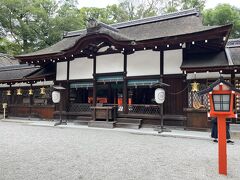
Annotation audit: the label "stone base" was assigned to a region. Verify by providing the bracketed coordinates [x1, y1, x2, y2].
[88, 121, 116, 128]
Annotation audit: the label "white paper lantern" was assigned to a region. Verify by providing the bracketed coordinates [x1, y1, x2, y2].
[52, 91, 61, 103]
[155, 88, 165, 104]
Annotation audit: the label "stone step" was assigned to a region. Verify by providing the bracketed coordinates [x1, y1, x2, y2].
[72, 120, 91, 125]
[115, 123, 141, 129]
[74, 116, 92, 120]
[116, 118, 142, 124]
[88, 121, 116, 128]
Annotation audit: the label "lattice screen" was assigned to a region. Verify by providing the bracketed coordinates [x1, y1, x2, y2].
[188, 83, 208, 109]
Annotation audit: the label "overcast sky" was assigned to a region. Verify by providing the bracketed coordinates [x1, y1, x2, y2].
[77, 0, 240, 9]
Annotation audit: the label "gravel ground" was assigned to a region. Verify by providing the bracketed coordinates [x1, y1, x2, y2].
[0, 121, 240, 180]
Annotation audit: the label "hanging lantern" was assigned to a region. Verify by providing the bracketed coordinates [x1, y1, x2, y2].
[40, 87, 46, 95]
[17, 88, 23, 96]
[28, 89, 34, 95]
[6, 90, 11, 96]
[191, 82, 200, 92]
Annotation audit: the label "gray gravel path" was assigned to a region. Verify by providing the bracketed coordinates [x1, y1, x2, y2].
[0, 121, 239, 180]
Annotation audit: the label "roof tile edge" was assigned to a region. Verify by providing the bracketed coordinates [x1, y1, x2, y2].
[64, 8, 199, 38]
[226, 38, 240, 47]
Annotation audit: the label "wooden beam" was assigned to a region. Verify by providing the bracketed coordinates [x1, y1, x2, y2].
[123, 53, 128, 114]
[93, 56, 97, 106]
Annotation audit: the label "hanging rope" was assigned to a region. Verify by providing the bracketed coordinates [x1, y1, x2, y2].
[165, 84, 189, 95]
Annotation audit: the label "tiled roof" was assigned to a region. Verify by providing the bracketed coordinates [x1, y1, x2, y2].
[0, 53, 19, 67]
[0, 64, 39, 82]
[226, 39, 240, 66]
[113, 8, 199, 28]
[65, 8, 199, 37]
[226, 38, 240, 47]
[181, 51, 229, 70]
[15, 8, 229, 58]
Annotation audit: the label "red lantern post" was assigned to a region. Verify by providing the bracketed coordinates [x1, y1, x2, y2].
[199, 77, 240, 175]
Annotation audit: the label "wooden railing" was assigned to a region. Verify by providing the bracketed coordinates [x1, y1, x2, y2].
[67, 103, 161, 116]
[128, 104, 160, 115]
[67, 103, 91, 112]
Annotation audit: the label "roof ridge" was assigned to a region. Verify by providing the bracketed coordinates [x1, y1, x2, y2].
[64, 8, 199, 38]
[112, 8, 199, 28]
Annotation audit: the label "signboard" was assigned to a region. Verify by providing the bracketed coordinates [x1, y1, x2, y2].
[52, 91, 61, 103]
[155, 88, 165, 104]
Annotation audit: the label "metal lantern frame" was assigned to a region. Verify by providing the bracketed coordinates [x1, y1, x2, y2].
[199, 77, 240, 118]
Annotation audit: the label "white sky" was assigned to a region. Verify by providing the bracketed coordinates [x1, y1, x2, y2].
[77, 0, 240, 9]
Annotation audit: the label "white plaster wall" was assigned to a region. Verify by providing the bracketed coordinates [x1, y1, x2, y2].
[69, 57, 93, 80]
[164, 49, 183, 74]
[96, 54, 123, 73]
[127, 50, 160, 76]
[56, 62, 67, 81]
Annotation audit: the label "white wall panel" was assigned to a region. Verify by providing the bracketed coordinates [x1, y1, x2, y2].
[69, 57, 93, 80]
[127, 50, 160, 76]
[164, 49, 182, 74]
[96, 54, 123, 73]
[56, 62, 67, 81]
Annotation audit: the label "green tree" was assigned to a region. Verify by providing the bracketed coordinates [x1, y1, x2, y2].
[0, 37, 21, 55]
[164, 0, 180, 13]
[0, 0, 84, 55]
[203, 4, 240, 38]
[163, 0, 205, 13]
[181, 0, 205, 12]
[117, 0, 159, 21]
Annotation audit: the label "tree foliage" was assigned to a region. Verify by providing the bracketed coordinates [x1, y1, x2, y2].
[163, 0, 205, 13]
[203, 4, 240, 38]
[0, 0, 83, 54]
[0, 0, 239, 55]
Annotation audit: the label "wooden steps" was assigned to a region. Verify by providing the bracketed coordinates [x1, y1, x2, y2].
[116, 118, 142, 129]
[88, 121, 116, 128]
[72, 116, 92, 125]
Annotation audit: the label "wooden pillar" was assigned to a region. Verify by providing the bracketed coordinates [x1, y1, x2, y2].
[160, 50, 164, 127]
[29, 84, 33, 118]
[123, 53, 128, 113]
[218, 116, 227, 175]
[107, 83, 112, 103]
[160, 50, 164, 80]
[231, 71, 235, 85]
[182, 49, 188, 110]
[93, 56, 97, 106]
[8, 84, 12, 105]
[66, 60, 70, 111]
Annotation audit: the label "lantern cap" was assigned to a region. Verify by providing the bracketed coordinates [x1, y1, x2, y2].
[198, 76, 240, 95]
[53, 85, 66, 90]
[152, 82, 170, 88]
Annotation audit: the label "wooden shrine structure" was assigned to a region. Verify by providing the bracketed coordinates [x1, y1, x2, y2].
[0, 9, 240, 129]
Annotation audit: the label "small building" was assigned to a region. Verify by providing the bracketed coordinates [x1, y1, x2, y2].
[0, 53, 55, 119]
[1, 9, 239, 129]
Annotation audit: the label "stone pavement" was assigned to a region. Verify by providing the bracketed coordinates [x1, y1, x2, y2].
[0, 117, 212, 140]
[1, 117, 240, 140]
[0, 120, 240, 180]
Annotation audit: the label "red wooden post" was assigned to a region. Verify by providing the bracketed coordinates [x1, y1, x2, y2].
[218, 116, 227, 175]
